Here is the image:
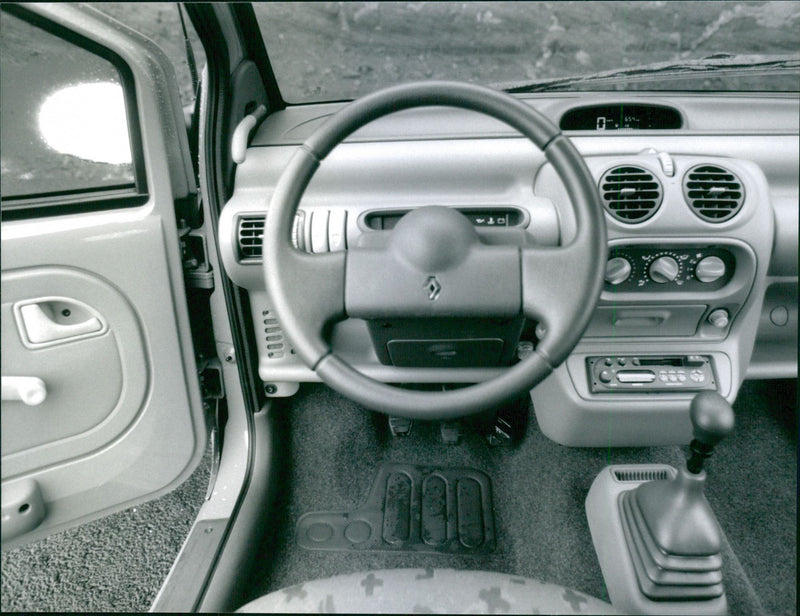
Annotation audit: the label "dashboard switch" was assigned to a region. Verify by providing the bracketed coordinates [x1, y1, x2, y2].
[310, 210, 329, 253]
[657, 151, 675, 176]
[708, 309, 730, 329]
[328, 210, 347, 252]
[605, 257, 632, 285]
[695, 256, 726, 283]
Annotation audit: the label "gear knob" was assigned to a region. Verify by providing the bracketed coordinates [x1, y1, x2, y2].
[690, 391, 735, 447]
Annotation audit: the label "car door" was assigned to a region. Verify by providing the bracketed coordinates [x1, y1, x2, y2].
[1, 3, 207, 550]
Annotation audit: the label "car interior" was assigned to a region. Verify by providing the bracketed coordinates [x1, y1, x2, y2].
[1, 2, 797, 614]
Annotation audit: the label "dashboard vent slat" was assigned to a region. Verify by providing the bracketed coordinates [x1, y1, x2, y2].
[683, 164, 744, 222]
[599, 165, 663, 223]
[237, 215, 265, 261]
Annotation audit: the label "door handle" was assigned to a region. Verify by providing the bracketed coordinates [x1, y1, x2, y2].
[1, 376, 47, 406]
[18, 301, 103, 345]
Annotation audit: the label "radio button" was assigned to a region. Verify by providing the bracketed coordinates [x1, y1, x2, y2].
[690, 370, 705, 383]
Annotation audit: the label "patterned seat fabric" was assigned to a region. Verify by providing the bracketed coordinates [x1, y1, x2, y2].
[237, 568, 621, 614]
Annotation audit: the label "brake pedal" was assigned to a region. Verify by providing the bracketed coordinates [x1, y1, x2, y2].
[487, 415, 513, 446]
[485, 395, 530, 446]
[439, 420, 462, 445]
[388, 416, 413, 437]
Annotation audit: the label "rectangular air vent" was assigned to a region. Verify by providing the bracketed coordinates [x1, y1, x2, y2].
[260, 308, 289, 359]
[237, 215, 265, 261]
[236, 212, 306, 261]
[613, 469, 669, 482]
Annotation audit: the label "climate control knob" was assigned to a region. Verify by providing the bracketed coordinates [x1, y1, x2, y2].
[649, 256, 679, 283]
[605, 257, 632, 285]
[695, 256, 726, 283]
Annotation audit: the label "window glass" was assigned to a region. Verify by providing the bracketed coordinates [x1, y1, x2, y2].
[86, 3, 206, 109]
[254, 1, 800, 104]
[0, 10, 135, 200]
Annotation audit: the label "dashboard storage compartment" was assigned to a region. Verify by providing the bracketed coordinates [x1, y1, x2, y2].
[367, 317, 524, 368]
[584, 305, 707, 338]
[387, 338, 504, 368]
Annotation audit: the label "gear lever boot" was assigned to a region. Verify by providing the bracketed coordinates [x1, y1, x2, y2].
[585, 391, 734, 614]
[623, 391, 734, 600]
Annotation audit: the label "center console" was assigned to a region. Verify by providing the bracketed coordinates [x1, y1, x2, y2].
[530, 153, 774, 446]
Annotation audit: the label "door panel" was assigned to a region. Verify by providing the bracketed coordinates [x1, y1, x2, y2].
[1, 4, 206, 549]
[2, 266, 143, 465]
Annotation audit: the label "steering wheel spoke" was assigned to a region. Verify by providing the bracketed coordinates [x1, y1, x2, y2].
[522, 240, 598, 366]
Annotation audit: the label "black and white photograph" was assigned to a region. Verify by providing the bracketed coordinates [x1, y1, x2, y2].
[1, 2, 797, 613]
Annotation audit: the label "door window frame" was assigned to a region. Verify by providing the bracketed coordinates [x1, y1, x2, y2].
[0, 4, 149, 221]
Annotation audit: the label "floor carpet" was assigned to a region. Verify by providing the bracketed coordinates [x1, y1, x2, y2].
[1, 449, 210, 612]
[1, 380, 794, 613]
[244, 379, 797, 615]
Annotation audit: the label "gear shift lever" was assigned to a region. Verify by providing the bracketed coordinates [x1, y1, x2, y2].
[686, 391, 735, 473]
[585, 391, 734, 613]
[622, 392, 734, 600]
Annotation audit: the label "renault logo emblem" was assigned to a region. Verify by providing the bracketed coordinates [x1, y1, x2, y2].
[425, 276, 441, 300]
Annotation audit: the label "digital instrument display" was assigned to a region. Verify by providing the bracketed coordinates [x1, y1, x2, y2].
[560, 104, 683, 131]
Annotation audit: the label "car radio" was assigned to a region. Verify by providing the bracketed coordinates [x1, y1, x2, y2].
[587, 355, 716, 393]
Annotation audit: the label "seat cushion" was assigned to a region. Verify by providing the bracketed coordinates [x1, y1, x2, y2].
[237, 568, 620, 614]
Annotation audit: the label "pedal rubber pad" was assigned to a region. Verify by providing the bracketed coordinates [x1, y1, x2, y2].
[296, 463, 495, 554]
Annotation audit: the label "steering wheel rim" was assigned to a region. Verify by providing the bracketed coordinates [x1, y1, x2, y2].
[264, 81, 606, 420]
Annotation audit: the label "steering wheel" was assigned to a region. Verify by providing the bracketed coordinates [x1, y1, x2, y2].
[263, 82, 606, 420]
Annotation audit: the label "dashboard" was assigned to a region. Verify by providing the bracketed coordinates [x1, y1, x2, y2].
[218, 91, 798, 446]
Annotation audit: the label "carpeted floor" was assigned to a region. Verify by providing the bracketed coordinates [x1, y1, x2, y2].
[1, 380, 795, 613]
[0, 448, 211, 612]
[244, 379, 797, 615]
[705, 378, 798, 615]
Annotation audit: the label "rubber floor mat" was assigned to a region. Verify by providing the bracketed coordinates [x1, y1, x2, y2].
[296, 463, 496, 555]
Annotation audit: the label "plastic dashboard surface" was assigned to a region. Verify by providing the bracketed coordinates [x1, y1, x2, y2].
[219, 92, 798, 416]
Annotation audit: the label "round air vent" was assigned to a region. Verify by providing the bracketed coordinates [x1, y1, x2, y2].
[683, 164, 744, 223]
[599, 165, 663, 223]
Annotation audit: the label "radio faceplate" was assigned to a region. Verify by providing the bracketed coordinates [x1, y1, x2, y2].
[588, 355, 717, 393]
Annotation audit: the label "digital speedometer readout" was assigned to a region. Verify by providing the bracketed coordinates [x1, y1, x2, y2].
[560, 104, 683, 131]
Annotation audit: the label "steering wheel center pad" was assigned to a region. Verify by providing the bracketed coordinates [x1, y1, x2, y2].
[347, 206, 521, 319]
[264, 81, 606, 419]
